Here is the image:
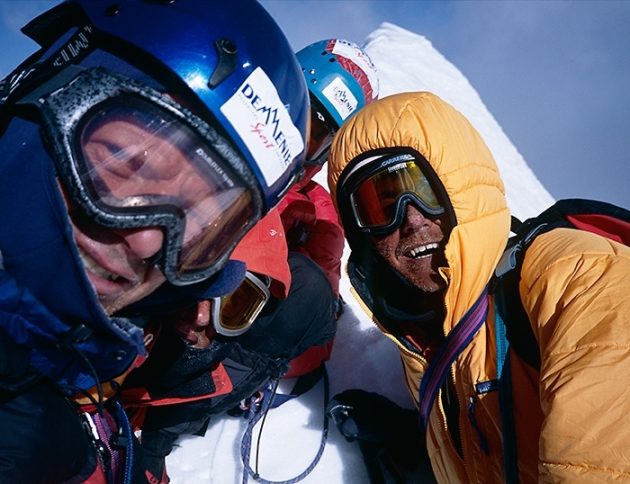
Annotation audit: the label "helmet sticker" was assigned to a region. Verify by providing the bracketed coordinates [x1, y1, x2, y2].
[221, 67, 305, 187]
[322, 76, 358, 121]
[331, 39, 379, 101]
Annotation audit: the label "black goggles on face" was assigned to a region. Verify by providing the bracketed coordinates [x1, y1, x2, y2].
[20, 67, 262, 286]
[343, 153, 445, 235]
[305, 97, 337, 167]
[212, 271, 271, 336]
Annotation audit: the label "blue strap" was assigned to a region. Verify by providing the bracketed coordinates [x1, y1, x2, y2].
[494, 289, 519, 484]
[419, 288, 489, 428]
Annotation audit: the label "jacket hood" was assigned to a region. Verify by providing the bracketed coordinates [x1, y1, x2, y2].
[328, 92, 510, 331]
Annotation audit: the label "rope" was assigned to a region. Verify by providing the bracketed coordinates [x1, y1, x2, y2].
[241, 367, 330, 484]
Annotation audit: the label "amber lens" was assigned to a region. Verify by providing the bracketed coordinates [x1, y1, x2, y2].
[218, 273, 269, 333]
[350, 161, 441, 228]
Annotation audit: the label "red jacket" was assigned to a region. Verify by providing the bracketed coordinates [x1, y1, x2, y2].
[230, 208, 291, 299]
[277, 180, 344, 295]
[276, 179, 344, 377]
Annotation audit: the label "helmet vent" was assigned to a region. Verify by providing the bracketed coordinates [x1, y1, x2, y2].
[208, 38, 238, 89]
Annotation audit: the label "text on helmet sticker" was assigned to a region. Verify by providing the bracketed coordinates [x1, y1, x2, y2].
[322, 77, 358, 121]
[221, 67, 305, 187]
[331, 39, 379, 100]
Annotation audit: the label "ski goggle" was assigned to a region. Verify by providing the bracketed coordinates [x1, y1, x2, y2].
[212, 271, 271, 336]
[346, 154, 445, 235]
[305, 96, 338, 167]
[24, 67, 262, 286]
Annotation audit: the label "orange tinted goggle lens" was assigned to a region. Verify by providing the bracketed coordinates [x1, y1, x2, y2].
[214, 272, 270, 335]
[350, 161, 442, 228]
[78, 99, 255, 278]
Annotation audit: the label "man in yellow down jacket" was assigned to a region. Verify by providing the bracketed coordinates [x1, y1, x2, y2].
[327, 91, 630, 483]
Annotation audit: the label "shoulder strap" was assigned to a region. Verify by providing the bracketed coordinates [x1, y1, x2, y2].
[494, 287, 520, 484]
[418, 288, 489, 428]
[492, 209, 564, 371]
[493, 254, 542, 370]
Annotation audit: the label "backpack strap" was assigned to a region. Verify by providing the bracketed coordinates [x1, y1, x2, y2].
[493, 257, 542, 370]
[494, 285, 519, 484]
[490, 215, 554, 483]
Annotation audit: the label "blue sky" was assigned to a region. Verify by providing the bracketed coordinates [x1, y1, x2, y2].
[1, 0, 628, 208]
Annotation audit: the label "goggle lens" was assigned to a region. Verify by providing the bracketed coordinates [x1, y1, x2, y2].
[78, 99, 255, 277]
[350, 160, 443, 229]
[214, 272, 270, 336]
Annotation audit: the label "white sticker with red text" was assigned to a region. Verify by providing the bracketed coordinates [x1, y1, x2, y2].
[220, 67, 304, 186]
[322, 76, 358, 121]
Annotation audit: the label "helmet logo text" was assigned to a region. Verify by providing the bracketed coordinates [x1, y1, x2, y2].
[322, 77, 358, 121]
[221, 67, 304, 187]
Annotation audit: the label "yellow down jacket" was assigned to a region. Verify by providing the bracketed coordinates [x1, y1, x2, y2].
[327, 92, 630, 483]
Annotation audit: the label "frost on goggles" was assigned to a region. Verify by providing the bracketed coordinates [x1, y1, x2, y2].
[33, 67, 261, 285]
[350, 159, 444, 231]
[305, 98, 337, 167]
[212, 272, 270, 336]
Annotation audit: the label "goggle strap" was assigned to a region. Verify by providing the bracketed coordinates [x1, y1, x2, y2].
[15, 65, 86, 109]
[3, 24, 95, 108]
[342, 154, 385, 184]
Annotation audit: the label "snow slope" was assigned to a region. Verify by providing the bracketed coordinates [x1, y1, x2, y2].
[167, 23, 554, 483]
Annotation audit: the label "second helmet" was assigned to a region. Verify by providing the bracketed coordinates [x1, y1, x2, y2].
[298, 39, 379, 130]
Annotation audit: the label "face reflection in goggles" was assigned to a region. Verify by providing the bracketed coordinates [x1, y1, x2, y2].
[212, 271, 271, 336]
[349, 157, 444, 234]
[32, 67, 261, 285]
[305, 98, 337, 167]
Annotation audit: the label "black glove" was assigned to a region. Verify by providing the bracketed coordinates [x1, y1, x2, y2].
[327, 389, 435, 483]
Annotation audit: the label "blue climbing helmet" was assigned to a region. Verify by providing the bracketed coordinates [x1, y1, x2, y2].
[0, 0, 308, 391]
[297, 39, 379, 166]
[1, 0, 309, 286]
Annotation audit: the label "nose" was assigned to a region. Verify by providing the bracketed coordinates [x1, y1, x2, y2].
[400, 204, 431, 235]
[115, 227, 165, 261]
[195, 300, 211, 328]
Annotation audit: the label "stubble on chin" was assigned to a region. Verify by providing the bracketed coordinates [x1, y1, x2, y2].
[396, 254, 448, 294]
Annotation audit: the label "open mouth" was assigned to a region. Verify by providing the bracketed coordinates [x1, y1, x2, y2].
[405, 242, 440, 259]
[78, 246, 126, 283]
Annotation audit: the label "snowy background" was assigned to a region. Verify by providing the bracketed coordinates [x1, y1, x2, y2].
[167, 23, 555, 483]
